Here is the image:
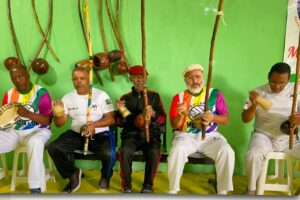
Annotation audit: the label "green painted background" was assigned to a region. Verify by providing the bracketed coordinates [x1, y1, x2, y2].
[0, 0, 294, 176]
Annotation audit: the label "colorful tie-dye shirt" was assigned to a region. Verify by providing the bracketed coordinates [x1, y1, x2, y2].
[169, 87, 228, 134]
[2, 83, 52, 130]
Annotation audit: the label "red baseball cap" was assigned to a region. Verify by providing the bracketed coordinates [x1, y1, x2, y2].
[129, 65, 148, 75]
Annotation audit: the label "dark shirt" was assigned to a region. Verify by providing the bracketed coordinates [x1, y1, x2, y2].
[115, 87, 166, 141]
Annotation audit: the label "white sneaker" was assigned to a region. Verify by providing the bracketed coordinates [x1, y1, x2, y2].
[168, 190, 178, 194]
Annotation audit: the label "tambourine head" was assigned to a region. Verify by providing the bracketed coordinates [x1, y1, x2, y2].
[0, 103, 21, 130]
[32, 58, 49, 75]
[116, 61, 128, 74]
[108, 50, 122, 62]
[280, 120, 298, 135]
[4, 57, 20, 70]
[93, 53, 110, 70]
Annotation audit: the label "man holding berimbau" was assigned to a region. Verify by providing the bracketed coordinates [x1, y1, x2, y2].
[242, 62, 300, 195]
[167, 64, 235, 195]
[48, 67, 115, 193]
[0, 64, 53, 194]
[115, 65, 166, 193]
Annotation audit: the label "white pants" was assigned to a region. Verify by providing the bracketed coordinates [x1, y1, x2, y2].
[0, 128, 51, 190]
[246, 132, 300, 191]
[167, 131, 235, 194]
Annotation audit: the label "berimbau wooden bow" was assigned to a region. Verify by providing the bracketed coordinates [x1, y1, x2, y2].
[78, 0, 103, 86]
[7, 0, 25, 65]
[201, 0, 224, 140]
[289, 31, 300, 149]
[31, 0, 59, 62]
[82, 0, 94, 155]
[27, 0, 53, 72]
[141, 0, 150, 143]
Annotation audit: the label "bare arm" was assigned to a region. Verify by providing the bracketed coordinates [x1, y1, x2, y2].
[52, 100, 68, 127]
[242, 90, 259, 123]
[85, 111, 115, 137]
[212, 113, 229, 125]
[18, 106, 52, 125]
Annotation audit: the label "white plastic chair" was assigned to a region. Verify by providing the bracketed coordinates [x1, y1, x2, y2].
[10, 145, 56, 192]
[257, 152, 293, 195]
[0, 154, 7, 180]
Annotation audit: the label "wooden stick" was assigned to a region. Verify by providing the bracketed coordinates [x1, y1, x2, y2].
[104, 0, 130, 70]
[27, 0, 53, 72]
[31, 0, 60, 62]
[97, 0, 114, 81]
[141, 0, 150, 143]
[78, 0, 103, 85]
[289, 32, 300, 149]
[83, 0, 94, 155]
[7, 0, 25, 65]
[201, 0, 224, 140]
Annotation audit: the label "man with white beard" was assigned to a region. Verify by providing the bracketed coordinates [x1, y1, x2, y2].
[167, 64, 235, 195]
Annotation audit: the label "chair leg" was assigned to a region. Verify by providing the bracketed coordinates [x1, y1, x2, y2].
[0, 154, 7, 180]
[10, 149, 20, 191]
[286, 156, 293, 195]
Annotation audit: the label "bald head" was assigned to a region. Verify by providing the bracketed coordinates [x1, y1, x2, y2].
[9, 64, 31, 92]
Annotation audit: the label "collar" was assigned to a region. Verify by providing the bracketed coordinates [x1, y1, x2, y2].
[17, 82, 33, 94]
[187, 87, 204, 97]
[131, 86, 144, 97]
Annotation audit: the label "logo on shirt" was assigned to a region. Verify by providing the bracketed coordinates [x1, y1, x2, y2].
[105, 99, 112, 105]
[188, 103, 205, 121]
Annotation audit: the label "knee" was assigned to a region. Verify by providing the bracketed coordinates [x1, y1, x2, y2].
[218, 144, 235, 160]
[247, 149, 264, 162]
[27, 137, 44, 151]
[102, 148, 116, 161]
[147, 148, 160, 160]
[119, 146, 134, 160]
[47, 142, 59, 156]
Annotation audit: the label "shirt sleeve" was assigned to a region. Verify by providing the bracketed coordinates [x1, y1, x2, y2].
[101, 92, 114, 113]
[215, 91, 228, 115]
[169, 94, 180, 121]
[2, 92, 8, 106]
[38, 92, 53, 117]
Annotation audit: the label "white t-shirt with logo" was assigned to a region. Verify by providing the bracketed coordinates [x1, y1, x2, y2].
[244, 82, 300, 139]
[62, 88, 114, 133]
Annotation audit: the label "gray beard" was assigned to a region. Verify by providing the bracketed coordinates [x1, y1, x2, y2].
[186, 82, 204, 95]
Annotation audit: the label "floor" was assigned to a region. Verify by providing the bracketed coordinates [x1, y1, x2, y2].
[0, 169, 299, 195]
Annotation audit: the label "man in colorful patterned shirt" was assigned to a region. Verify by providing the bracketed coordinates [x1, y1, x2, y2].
[168, 64, 235, 195]
[0, 64, 53, 193]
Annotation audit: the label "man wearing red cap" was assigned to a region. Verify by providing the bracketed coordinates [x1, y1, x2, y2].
[115, 65, 166, 193]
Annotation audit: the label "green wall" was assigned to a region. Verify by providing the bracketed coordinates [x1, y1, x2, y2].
[0, 0, 292, 175]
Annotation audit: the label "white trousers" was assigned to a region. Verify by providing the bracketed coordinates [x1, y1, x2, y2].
[167, 131, 235, 194]
[0, 128, 51, 190]
[246, 132, 300, 191]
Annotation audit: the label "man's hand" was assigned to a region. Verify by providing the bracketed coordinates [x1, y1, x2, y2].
[249, 90, 260, 106]
[177, 103, 188, 116]
[17, 106, 30, 118]
[201, 110, 214, 125]
[144, 105, 156, 119]
[80, 121, 96, 138]
[290, 112, 300, 127]
[52, 100, 65, 117]
[116, 98, 126, 110]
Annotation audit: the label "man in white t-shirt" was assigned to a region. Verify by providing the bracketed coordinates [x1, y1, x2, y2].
[48, 67, 115, 193]
[242, 62, 300, 195]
